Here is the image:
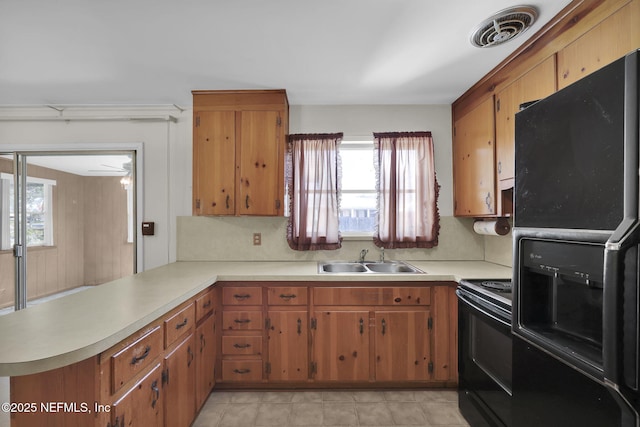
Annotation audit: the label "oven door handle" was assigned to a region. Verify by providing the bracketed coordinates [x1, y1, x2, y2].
[456, 290, 511, 328]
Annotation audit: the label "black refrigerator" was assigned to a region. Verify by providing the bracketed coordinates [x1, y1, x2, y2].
[512, 49, 640, 427]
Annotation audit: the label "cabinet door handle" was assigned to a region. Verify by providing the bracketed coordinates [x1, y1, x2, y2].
[359, 318, 364, 335]
[234, 319, 251, 324]
[245, 195, 250, 209]
[233, 343, 251, 349]
[187, 345, 194, 367]
[226, 194, 230, 209]
[175, 318, 188, 329]
[130, 345, 151, 365]
[279, 293, 297, 301]
[381, 318, 387, 336]
[233, 294, 251, 300]
[233, 368, 251, 374]
[297, 318, 302, 335]
[151, 380, 160, 408]
[200, 333, 206, 353]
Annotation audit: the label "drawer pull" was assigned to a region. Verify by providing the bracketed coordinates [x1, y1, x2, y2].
[175, 318, 188, 329]
[279, 293, 297, 300]
[233, 368, 251, 374]
[233, 294, 251, 300]
[202, 300, 212, 309]
[234, 319, 251, 324]
[233, 343, 252, 349]
[394, 297, 402, 303]
[131, 345, 151, 365]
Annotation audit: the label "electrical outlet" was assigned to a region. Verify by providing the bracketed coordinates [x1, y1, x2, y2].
[253, 233, 262, 246]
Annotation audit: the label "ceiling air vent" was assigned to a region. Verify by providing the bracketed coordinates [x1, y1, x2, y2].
[470, 5, 537, 48]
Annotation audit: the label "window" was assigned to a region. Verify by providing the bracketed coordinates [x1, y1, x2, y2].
[0, 173, 56, 250]
[339, 140, 376, 236]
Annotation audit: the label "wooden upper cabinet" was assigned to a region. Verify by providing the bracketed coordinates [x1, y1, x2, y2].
[453, 96, 496, 217]
[192, 90, 289, 216]
[557, 0, 640, 90]
[495, 56, 556, 184]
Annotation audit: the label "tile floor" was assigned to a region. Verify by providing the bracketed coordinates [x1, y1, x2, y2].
[193, 389, 470, 427]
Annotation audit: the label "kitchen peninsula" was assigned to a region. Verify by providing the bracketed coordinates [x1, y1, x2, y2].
[0, 259, 510, 427]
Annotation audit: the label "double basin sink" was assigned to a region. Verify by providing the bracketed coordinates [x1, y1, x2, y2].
[318, 260, 424, 274]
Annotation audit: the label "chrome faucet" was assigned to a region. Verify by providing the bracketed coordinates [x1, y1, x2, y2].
[358, 249, 368, 263]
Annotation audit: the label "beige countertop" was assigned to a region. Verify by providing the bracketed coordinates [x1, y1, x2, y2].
[0, 260, 511, 377]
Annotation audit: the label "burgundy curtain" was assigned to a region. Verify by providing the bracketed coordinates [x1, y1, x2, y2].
[286, 133, 343, 251]
[373, 131, 439, 249]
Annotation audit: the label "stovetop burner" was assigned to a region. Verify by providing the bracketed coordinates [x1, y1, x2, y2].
[479, 280, 512, 293]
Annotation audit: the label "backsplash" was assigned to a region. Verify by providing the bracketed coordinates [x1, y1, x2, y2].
[176, 215, 511, 265]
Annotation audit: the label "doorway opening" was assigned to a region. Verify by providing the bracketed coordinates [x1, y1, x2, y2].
[0, 150, 138, 315]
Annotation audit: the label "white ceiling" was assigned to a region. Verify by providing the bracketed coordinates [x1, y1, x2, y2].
[0, 0, 573, 107]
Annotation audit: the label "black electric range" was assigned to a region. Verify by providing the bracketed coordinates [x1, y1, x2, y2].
[457, 278, 513, 427]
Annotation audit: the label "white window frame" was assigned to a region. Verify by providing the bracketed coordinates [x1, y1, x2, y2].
[339, 139, 377, 239]
[0, 172, 56, 249]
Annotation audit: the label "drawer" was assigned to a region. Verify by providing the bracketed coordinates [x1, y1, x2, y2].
[313, 287, 431, 306]
[222, 286, 263, 305]
[267, 286, 308, 305]
[165, 303, 195, 348]
[222, 336, 263, 355]
[195, 288, 215, 323]
[221, 360, 263, 382]
[111, 325, 163, 394]
[222, 310, 263, 330]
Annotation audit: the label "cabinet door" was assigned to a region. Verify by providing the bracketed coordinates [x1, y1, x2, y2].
[374, 310, 431, 381]
[495, 56, 556, 184]
[193, 110, 236, 215]
[313, 310, 369, 381]
[111, 362, 164, 427]
[557, 1, 640, 90]
[163, 335, 196, 427]
[195, 314, 216, 411]
[453, 96, 496, 216]
[237, 110, 283, 215]
[267, 310, 308, 381]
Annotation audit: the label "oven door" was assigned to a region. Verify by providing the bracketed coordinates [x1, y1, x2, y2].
[457, 287, 512, 427]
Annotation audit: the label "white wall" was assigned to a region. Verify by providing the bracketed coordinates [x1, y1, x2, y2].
[0, 106, 189, 271]
[290, 105, 454, 215]
[0, 103, 511, 267]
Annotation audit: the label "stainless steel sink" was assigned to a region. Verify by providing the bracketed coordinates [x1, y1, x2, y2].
[318, 260, 423, 274]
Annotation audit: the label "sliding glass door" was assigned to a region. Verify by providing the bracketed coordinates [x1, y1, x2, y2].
[0, 151, 136, 314]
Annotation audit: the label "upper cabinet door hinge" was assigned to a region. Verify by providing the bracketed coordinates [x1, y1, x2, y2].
[310, 318, 317, 330]
[195, 115, 201, 127]
[275, 199, 281, 210]
[265, 362, 272, 374]
[496, 98, 501, 112]
[276, 116, 282, 127]
[428, 361, 434, 374]
[265, 318, 272, 330]
[310, 361, 317, 375]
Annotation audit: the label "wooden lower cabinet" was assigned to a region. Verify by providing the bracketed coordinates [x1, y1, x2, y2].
[163, 334, 196, 427]
[112, 362, 164, 427]
[267, 310, 308, 381]
[215, 282, 457, 388]
[195, 313, 216, 410]
[312, 310, 370, 382]
[374, 310, 431, 381]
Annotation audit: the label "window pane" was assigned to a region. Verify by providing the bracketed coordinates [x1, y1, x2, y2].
[340, 193, 376, 233]
[341, 149, 375, 191]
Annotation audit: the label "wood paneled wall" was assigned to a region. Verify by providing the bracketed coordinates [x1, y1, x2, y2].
[0, 158, 133, 309]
